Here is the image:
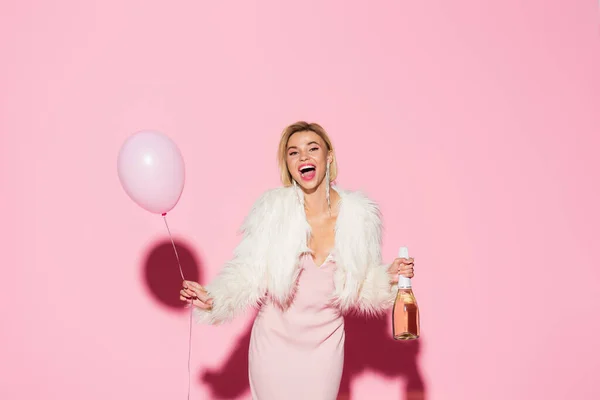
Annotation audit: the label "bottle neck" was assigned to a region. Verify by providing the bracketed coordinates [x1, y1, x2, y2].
[398, 276, 412, 290]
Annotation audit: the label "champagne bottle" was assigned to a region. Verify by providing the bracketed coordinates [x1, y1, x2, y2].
[392, 246, 420, 340]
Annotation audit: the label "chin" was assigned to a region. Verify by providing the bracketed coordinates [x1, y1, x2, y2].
[295, 176, 325, 191]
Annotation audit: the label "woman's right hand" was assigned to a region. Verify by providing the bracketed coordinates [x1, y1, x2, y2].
[180, 280, 213, 310]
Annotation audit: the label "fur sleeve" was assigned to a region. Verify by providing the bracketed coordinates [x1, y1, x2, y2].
[355, 263, 397, 316]
[193, 189, 277, 325]
[353, 195, 396, 316]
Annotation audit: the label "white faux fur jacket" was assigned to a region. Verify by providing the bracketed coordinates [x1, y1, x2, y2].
[194, 185, 396, 325]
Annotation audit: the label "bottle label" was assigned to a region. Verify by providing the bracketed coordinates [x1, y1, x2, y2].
[398, 276, 412, 289]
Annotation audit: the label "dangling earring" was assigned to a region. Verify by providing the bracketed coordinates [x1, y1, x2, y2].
[325, 161, 331, 215]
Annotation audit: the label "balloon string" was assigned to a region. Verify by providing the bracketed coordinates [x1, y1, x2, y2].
[162, 213, 192, 400]
[163, 214, 185, 281]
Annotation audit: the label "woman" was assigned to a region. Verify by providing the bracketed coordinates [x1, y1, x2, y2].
[180, 121, 415, 400]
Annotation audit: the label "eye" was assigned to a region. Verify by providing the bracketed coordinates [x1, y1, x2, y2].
[309, 147, 319, 152]
[288, 151, 298, 156]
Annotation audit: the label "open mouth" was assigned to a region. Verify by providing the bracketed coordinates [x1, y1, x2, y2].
[299, 164, 316, 180]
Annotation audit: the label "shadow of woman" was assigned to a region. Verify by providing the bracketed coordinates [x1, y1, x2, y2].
[142, 238, 204, 310]
[201, 323, 254, 398]
[338, 313, 426, 399]
[200, 312, 426, 399]
[142, 240, 427, 399]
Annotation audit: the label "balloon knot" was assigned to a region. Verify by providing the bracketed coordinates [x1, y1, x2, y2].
[162, 213, 167, 216]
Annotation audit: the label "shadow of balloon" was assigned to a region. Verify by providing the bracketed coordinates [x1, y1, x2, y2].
[142, 238, 204, 310]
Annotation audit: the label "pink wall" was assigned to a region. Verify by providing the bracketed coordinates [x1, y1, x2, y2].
[1, 1, 599, 399]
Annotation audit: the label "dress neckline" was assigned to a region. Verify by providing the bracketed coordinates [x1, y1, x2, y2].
[309, 252, 335, 268]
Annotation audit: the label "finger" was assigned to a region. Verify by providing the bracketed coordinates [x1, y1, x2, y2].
[183, 288, 198, 298]
[192, 298, 213, 310]
[394, 258, 414, 267]
[196, 293, 213, 304]
[185, 286, 210, 302]
[399, 266, 413, 275]
[399, 270, 414, 278]
[182, 289, 199, 299]
[191, 300, 209, 310]
[183, 283, 207, 297]
[184, 281, 205, 291]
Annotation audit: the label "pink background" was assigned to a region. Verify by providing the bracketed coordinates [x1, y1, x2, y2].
[1, 1, 599, 399]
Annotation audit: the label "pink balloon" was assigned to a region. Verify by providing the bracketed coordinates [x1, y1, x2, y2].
[117, 131, 185, 215]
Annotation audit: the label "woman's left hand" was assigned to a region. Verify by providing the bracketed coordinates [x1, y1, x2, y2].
[387, 256, 414, 284]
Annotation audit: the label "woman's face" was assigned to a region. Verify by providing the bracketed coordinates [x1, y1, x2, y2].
[285, 130, 332, 191]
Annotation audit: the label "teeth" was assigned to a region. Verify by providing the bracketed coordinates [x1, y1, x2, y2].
[300, 165, 315, 173]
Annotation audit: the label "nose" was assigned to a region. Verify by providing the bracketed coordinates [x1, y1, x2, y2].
[299, 151, 309, 161]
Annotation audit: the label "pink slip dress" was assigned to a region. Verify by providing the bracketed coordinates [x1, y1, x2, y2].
[248, 252, 345, 400]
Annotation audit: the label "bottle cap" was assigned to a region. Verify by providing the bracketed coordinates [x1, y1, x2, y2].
[398, 246, 411, 289]
[398, 246, 409, 259]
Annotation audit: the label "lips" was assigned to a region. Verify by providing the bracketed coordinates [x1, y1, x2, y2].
[299, 163, 316, 181]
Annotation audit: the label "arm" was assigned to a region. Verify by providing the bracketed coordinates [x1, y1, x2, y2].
[354, 196, 397, 316]
[355, 262, 396, 316]
[193, 190, 275, 325]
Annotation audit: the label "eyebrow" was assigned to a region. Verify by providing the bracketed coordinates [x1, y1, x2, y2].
[287, 141, 321, 150]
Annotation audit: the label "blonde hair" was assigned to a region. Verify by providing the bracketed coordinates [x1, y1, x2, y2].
[277, 121, 338, 187]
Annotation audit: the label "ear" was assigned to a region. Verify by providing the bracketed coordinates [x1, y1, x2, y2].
[328, 150, 334, 164]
